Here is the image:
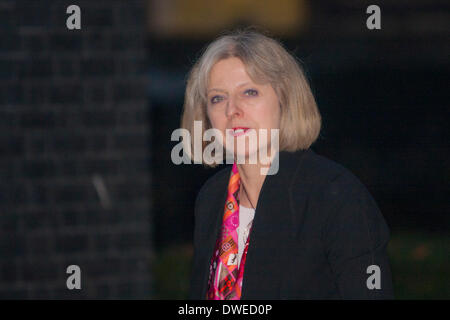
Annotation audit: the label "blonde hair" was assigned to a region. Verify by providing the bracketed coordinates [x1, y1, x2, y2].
[180, 29, 321, 166]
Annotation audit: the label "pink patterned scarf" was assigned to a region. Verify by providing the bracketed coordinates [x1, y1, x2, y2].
[206, 162, 252, 300]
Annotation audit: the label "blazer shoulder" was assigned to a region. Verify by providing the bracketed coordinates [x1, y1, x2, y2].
[301, 150, 357, 184]
[299, 150, 373, 202]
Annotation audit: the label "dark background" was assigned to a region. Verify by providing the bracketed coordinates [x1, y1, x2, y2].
[150, 1, 449, 246]
[0, 0, 448, 299]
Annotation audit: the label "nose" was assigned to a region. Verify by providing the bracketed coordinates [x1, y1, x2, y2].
[225, 96, 242, 118]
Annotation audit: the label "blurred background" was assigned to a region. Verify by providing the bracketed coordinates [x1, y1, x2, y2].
[0, 0, 448, 299]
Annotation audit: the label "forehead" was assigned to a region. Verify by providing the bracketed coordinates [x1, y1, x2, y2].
[208, 57, 255, 87]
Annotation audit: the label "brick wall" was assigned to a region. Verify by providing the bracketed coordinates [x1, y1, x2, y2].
[0, 0, 153, 298]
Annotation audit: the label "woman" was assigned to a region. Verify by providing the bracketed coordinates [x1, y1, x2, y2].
[181, 30, 394, 299]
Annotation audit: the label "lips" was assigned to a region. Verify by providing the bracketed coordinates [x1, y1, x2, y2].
[229, 127, 250, 137]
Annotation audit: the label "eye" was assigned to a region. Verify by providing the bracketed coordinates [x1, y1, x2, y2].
[244, 89, 258, 96]
[210, 95, 224, 104]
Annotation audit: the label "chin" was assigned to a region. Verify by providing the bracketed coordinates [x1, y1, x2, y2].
[225, 147, 260, 164]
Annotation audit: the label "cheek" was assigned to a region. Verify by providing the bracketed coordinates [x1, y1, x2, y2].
[260, 101, 281, 128]
[206, 107, 212, 122]
[206, 108, 217, 126]
[206, 109, 224, 130]
[273, 106, 281, 128]
[270, 97, 281, 127]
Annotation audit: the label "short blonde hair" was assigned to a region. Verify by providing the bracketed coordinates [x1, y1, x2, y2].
[180, 29, 321, 166]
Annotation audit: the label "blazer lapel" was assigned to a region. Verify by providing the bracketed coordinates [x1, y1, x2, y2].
[241, 149, 309, 299]
[199, 167, 230, 298]
[198, 149, 311, 299]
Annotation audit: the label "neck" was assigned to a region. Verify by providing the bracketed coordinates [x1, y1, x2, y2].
[236, 154, 275, 209]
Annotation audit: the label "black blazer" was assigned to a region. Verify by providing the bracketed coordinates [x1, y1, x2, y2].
[189, 149, 394, 299]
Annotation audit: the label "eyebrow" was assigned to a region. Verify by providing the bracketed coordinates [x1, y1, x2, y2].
[207, 82, 252, 94]
[207, 88, 227, 94]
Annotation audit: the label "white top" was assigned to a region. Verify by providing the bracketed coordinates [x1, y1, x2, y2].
[237, 204, 255, 267]
[216, 204, 255, 280]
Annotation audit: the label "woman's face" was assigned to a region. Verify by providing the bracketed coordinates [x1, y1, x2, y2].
[206, 57, 281, 160]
